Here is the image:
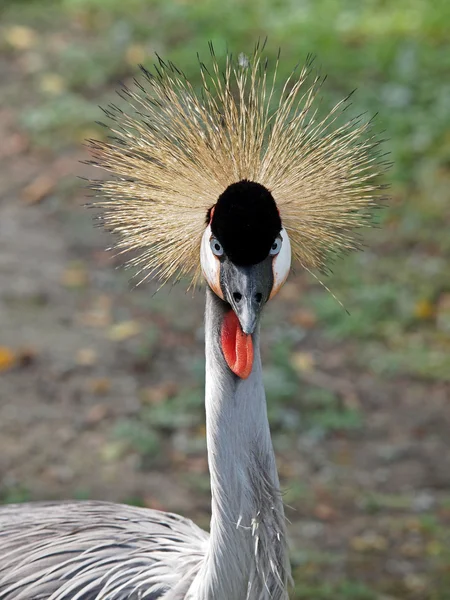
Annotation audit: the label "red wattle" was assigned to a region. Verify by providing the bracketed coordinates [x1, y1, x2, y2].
[221, 310, 254, 379]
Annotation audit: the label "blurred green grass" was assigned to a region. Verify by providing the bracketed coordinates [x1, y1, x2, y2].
[1, 0, 450, 597]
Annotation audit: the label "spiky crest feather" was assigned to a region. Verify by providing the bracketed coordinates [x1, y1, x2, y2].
[88, 42, 386, 286]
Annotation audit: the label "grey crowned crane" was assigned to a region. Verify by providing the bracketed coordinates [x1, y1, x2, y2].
[0, 43, 385, 600]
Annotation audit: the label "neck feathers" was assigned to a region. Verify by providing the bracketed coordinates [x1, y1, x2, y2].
[190, 288, 290, 600]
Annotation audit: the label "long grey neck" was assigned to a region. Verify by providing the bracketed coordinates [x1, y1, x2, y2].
[189, 288, 290, 600]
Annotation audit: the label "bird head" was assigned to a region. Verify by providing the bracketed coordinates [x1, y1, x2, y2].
[88, 43, 386, 379]
[200, 180, 291, 378]
[201, 179, 290, 333]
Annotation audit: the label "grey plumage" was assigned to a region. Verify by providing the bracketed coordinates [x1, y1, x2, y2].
[0, 501, 207, 600]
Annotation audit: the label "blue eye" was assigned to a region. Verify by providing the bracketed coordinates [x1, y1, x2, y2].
[269, 238, 282, 256]
[210, 237, 224, 257]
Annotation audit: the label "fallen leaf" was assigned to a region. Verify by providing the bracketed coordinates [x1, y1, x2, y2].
[126, 44, 146, 65]
[21, 175, 55, 204]
[4, 25, 37, 50]
[413, 299, 435, 320]
[76, 348, 98, 366]
[108, 321, 140, 341]
[0, 346, 16, 372]
[88, 378, 111, 395]
[39, 73, 65, 95]
[196, 424, 206, 437]
[291, 351, 315, 373]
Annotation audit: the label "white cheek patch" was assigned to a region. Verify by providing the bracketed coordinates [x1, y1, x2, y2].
[270, 227, 291, 299]
[200, 224, 223, 299]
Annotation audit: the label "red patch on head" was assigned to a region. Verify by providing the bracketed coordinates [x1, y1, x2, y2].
[207, 205, 216, 224]
[221, 310, 254, 379]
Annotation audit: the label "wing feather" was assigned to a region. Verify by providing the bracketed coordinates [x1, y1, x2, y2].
[0, 501, 208, 600]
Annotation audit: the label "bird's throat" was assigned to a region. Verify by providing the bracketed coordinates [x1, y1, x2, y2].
[220, 310, 254, 379]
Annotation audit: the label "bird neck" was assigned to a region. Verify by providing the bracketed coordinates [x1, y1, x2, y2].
[190, 287, 290, 600]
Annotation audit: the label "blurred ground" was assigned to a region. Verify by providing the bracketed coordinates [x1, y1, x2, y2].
[0, 1, 450, 598]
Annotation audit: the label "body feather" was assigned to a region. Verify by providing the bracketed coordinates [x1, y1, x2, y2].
[0, 502, 207, 600]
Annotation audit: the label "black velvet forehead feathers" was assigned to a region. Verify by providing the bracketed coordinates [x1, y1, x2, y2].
[209, 180, 282, 266]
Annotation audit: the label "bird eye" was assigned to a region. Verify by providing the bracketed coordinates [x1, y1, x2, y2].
[269, 237, 282, 256]
[210, 237, 224, 257]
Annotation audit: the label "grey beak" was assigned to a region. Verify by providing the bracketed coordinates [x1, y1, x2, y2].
[220, 258, 273, 335]
[234, 293, 258, 335]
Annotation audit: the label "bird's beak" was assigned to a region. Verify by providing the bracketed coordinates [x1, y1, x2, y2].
[233, 294, 258, 335]
[220, 258, 273, 335]
[218, 258, 273, 379]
